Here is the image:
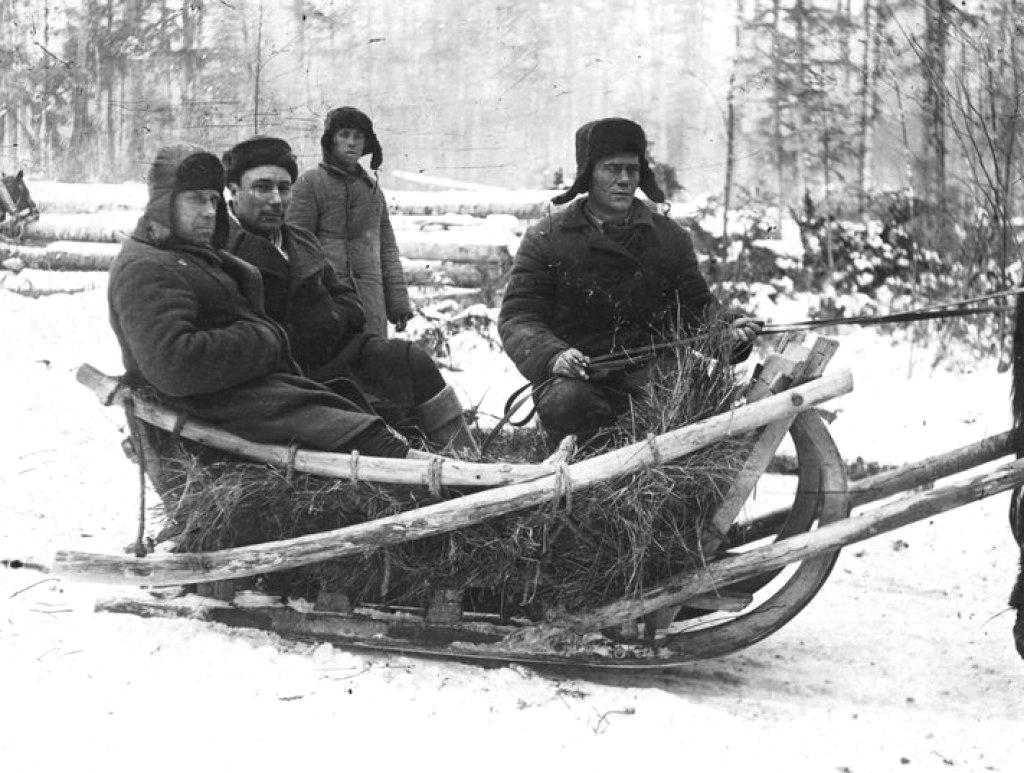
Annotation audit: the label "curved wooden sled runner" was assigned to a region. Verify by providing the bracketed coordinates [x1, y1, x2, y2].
[16, 336, 1024, 671]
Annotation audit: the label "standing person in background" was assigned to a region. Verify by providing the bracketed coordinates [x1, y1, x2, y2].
[287, 107, 412, 338]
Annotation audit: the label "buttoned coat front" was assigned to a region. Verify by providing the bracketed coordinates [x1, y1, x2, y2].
[498, 197, 718, 385]
[286, 160, 411, 337]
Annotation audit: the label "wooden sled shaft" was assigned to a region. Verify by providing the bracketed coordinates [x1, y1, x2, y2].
[728, 429, 1017, 547]
[556, 455, 1024, 633]
[51, 369, 853, 587]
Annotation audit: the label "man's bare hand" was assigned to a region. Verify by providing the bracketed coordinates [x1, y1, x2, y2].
[729, 316, 763, 345]
[551, 348, 591, 380]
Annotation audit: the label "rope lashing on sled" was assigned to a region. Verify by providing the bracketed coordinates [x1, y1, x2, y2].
[427, 456, 445, 498]
[284, 443, 299, 485]
[171, 413, 188, 439]
[123, 399, 149, 559]
[482, 287, 1024, 452]
[646, 432, 663, 467]
[553, 463, 573, 513]
[348, 450, 360, 484]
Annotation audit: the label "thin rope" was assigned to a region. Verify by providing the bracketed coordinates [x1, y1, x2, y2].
[284, 443, 299, 485]
[171, 414, 187, 439]
[490, 288, 1024, 449]
[124, 399, 148, 558]
[645, 432, 663, 467]
[427, 456, 445, 498]
[553, 463, 573, 513]
[348, 450, 360, 484]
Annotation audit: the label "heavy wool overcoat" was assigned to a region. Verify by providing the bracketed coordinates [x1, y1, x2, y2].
[498, 197, 720, 385]
[223, 218, 370, 374]
[286, 159, 411, 337]
[108, 151, 380, 451]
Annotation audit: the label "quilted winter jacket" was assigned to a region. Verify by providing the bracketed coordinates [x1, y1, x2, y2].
[498, 197, 720, 385]
[286, 159, 410, 337]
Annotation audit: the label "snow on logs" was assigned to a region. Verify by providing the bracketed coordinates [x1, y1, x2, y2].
[7, 212, 518, 290]
[22, 211, 139, 243]
[29, 181, 556, 218]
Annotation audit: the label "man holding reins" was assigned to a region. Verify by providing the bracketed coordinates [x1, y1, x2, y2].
[499, 117, 761, 440]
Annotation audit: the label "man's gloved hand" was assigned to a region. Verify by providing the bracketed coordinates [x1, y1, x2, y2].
[551, 347, 591, 380]
[394, 311, 415, 333]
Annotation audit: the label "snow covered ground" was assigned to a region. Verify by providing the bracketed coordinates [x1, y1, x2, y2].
[2, 286, 1023, 772]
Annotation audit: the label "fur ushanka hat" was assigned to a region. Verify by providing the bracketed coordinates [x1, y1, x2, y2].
[551, 117, 665, 206]
[222, 136, 299, 185]
[143, 143, 229, 248]
[320, 106, 383, 170]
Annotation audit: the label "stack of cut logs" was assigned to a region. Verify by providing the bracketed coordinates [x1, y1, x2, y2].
[1, 182, 551, 303]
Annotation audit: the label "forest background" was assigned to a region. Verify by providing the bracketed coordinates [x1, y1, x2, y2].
[3, 0, 1023, 293]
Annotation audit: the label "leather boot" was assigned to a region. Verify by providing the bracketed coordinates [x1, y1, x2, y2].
[413, 384, 480, 458]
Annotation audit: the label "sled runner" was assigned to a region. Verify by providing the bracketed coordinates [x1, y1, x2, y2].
[19, 335, 1024, 670]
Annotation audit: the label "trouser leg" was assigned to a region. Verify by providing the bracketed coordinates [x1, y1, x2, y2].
[345, 337, 477, 456]
[534, 377, 623, 438]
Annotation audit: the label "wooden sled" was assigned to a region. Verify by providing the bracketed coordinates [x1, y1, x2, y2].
[16, 337, 1024, 670]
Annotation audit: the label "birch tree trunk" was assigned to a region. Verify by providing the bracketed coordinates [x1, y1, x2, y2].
[923, 0, 949, 209]
[722, 0, 744, 238]
[771, 0, 786, 217]
[857, 0, 875, 211]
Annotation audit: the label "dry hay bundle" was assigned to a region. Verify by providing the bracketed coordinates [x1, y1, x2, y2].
[159, 326, 750, 613]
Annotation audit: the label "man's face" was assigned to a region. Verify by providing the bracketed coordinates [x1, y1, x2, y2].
[588, 152, 641, 220]
[331, 128, 366, 170]
[229, 165, 293, 236]
[172, 189, 221, 245]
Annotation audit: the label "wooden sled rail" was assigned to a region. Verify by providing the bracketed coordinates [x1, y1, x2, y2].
[77, 364, 552, 489]
[52, 368, 853, 587]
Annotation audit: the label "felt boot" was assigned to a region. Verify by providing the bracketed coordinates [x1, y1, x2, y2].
[413, 384, 480, 457]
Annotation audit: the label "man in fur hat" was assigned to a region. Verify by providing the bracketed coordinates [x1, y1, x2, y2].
[499, 117, 761, 440]
[222, 136, 478, 455]
[108, 143, 413, 457]
[286, 106, 412, 338]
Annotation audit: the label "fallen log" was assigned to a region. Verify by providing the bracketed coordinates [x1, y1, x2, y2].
[30, 182, 552, 218]
[11, 240, 499, 281]
[0, 268, 107, 297]
[29, 181, 146, 213]
[50, 368, 853, 586]
[555, 455, 1024, 633]
[385, 189, 553, 218]
[23, 211, 138, 243]
[399, 257, 508, 289]
[726, 429, 1016, 547]
[1, 240, 121, 271]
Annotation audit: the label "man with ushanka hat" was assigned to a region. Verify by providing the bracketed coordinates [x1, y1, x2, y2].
[108, 143, 413, 458]
[286, 106, 412, 338]
[223, 135, 479, 455]
[499, 117, 762, 441]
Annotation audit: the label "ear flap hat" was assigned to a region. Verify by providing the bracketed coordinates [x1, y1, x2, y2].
[320, 106, 383, 170]
[551, 117, 665, 206]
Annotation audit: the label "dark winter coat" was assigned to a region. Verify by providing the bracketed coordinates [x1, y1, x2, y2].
[108, 150, 380, 451]
[225, 218, 444, 425]
[223, 218, 370, 374]
[498, 197, 721, 384]
[286, 159, 410, 337]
